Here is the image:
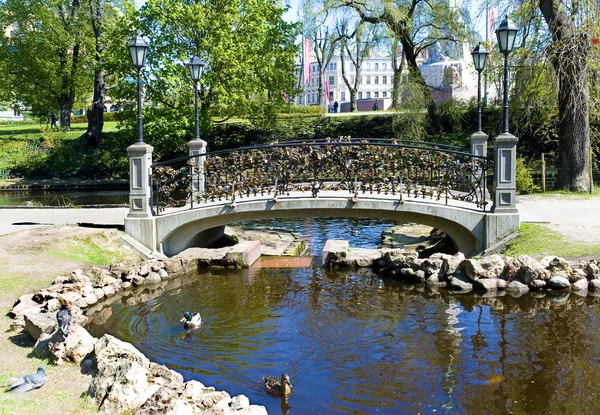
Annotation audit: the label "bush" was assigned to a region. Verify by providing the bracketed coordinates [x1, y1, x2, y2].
[516, 157, 540, 194]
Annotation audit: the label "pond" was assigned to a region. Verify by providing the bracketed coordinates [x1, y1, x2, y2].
[88, 218, 600, 414]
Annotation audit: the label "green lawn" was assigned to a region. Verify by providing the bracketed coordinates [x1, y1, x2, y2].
[0, 121, 119, 139]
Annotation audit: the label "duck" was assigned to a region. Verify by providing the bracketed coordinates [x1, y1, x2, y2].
[263, 374, 293, 396]
[180, 311, 201, 329]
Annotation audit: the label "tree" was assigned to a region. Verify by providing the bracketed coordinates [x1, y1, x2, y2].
[0, 0, 94, 130]
[336, 0, 467, 132]
[336, 20, 379, 111]
[538, 0, 592, 191]
[130, 0, 298, 134]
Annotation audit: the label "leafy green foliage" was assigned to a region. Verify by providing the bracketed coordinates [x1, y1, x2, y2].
[516, 157, 541, 194]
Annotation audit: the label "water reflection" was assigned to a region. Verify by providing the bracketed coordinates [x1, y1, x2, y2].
[88, 267, 600, 415]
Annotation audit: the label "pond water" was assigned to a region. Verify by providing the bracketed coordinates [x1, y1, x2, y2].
[0, 189, 128, 206]
[87, 218, 600, 414]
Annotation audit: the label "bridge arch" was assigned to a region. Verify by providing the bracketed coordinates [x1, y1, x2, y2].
[155, 197, 488, 257]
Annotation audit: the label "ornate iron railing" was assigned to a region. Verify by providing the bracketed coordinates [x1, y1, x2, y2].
[151, 138, 491, 215]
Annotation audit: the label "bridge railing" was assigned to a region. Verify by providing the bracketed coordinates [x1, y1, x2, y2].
[151, 138, 492, 215]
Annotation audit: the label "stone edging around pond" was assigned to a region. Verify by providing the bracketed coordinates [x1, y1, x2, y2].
[8, 243, 600, 414]
[322, 240, 600, 295]
[8, 255, 268, 415]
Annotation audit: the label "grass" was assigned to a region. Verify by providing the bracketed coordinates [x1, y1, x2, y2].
[528, 185, 600, 199]
[0, 122, 119, 139]
[49, 234, 133, 266]
[505, 222, 600, 258]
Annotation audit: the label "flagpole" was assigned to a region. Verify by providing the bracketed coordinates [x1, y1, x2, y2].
[484, 5, 489, 106]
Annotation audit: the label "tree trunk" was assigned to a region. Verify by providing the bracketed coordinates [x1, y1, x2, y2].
[539, 0, 591, 192]
[59, 96, 73, 130]
[350, 90, 356, 111]
[81, 0, 105, 148]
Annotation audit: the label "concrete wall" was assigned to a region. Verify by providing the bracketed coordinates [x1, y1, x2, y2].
[125, 197, 519, 258]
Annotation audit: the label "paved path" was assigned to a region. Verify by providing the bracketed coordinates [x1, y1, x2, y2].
[0, 207, 129, 236]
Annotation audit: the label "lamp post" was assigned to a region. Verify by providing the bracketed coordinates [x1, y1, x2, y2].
[496, 16, 518, 133]
[128, 34, 148, 143]
[187, 55, 208, 198]
[125, 33, 154, 222]
[471, 44, 488, 133]
[491, 16, 520, 215]
[187, 56, 205, 141]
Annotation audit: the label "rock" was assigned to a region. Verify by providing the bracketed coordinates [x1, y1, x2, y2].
[473, 278, 501, 292]
[24, 311, 58, 341]
[158, 269, 168, 280]
[163, 258, 184, 274]
[84, 293, 99, 306]
[547, 276, 571, 290]
[515, 255, 549, 284]
[462, 255, 505, 281]
[572, 278, 588, 293]
[496, 279, 507, 290]
[529, 279, 546, 290]
[103, 285, 116, 297]
[132, 275, 145, 287]
[541, 256, 572, 275]
[45, 298, 61, 313]
[585, 263, 600, 279]
[589, 279, 600, 291]
[9, 294, 42, 318]
[33, 332, 57, 359]
[507, 281, 529, 297]
[88, 335, 183, 415]
[231, 394, 250, 411]
[568, 268, 587, 283]
[436, 252, 465, 277]
[57, 292, 82, 307]
[447, 276, 472, 292]
[419, 257, 443, 277]
[61, 325, 97, 364]
[122, 281, 132, 290]
[145, 272, 162, 285]
[94, 288, 105, 300]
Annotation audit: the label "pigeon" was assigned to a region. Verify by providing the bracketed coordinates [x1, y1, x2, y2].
[7, 367, 46, 393]
[56, 304, 72, 338]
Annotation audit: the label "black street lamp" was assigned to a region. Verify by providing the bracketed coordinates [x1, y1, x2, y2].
[495, 16, 518, 133]
[128, 34, 148, 144]
[471, 44, 488, 133]
[187, 55, 205, 142]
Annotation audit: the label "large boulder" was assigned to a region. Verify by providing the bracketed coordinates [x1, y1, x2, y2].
[515, 255, 549, 285]
[88, 335, 184, 415]
[434, 253, 465, 278]
[24, 310, 57, 341]
[461, 255, 505, 281]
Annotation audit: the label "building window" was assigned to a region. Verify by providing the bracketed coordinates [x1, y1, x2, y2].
[366, 76, 371, 84]
[375, 62, 379, 70]
[374, 76, 379, 84]
[374, 91, 379, 98]
[329, 75, 334, 85]
[350, 76, 355, 85]
[341, 91, 346, 101]
[328, 62, 337, 70]
[367, 91, 371, 98]
[382, 91, 387, 98]
[382, 76, 387, 84]
[358, 92, 363, 99]
[382, 62, 387, 69]
[366, 62, 371, 69]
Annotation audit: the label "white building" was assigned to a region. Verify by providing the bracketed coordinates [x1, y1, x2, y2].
[295, 42, 485, 112]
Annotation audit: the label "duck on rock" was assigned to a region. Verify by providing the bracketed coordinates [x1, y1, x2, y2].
[180, 312, 202, 329]
[263, 374, 293, 396]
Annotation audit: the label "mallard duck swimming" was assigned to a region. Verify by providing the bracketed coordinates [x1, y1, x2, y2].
[263, 374, 292, 396]
[180, 312, 201, 329]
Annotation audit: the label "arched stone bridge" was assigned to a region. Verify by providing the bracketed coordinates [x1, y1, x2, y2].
[124, 137, 520, 258]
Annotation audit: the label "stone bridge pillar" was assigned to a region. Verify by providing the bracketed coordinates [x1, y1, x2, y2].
[127, 142, 154, 218]
[492, 132, 518, 213]
[188, 139, 207, 203]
